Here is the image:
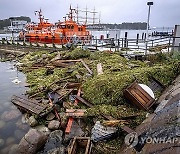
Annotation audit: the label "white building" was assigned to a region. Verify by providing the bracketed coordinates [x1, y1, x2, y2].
[6, 20, 27, 32]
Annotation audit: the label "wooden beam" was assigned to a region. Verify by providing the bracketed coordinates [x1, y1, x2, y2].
[80, 59, 93, 75]
[97, 63, 103, 75]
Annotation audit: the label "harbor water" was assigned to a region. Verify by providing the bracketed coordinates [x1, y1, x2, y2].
[0, 54, 30, 154]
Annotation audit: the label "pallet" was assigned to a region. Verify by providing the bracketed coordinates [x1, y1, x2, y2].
[11, 95, 50, 115]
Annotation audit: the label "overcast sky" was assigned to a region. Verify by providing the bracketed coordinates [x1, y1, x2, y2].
[0, 0, 179, 27]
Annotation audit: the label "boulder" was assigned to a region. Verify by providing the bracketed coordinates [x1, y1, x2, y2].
[0, 138, 5, 148]
[14, 130, 26, 140]
[0, 120, 5, 129]
[18, 129, 48, 154]
[16, 119, 29, 130]
[46, 113, 55, 121]
[47, 146, 65, 154]
[8, 144, 19, 154]
[28, 116, 38, 127]
[48, 120, 60, 130]
[1, 110, 21, 121]
[39, 130, 63, 154]
[35, 125, 51, 136]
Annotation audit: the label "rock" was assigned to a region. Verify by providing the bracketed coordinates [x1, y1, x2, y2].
[46, 113, 55, 121]
[16, 119, 29, 130]
[8, 144, 19, 154]
[1, 144, 13, 154]
[6, 137, 15, 145]
[1, 110, 21, 121]
[18, 129, 48, 154]
[49, 130, 63, 141]
[59, 113, 68, 129]
[0, 120, 5, 129]
[39, 130, 63, 153]
[28, 116, 38, 127]
[64, 121, 84, 141]
[47, 146, 65, 154]
[14, 130, 26, 140]
[48, 120, 60, 130]
[35, 125, 51, 136]
[22, 113, 30, 123]
[0, 138, 5, 148]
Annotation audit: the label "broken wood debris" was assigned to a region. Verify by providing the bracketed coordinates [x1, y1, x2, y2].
[65, 87, 81, 134]
[52, 59, 81, 67]
[11, 95, 51, 116]
[68, 137, 92, 154]
[97, 63, 103, 75]
[124, 81, 155, 110]
[65, 109, 86, 118]
[80, 59, 93, 75]
[102, 120, 129, 127]
[72, 95, 93, 108]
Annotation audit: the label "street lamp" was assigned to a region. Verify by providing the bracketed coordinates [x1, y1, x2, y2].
[145, 1, 153, 55]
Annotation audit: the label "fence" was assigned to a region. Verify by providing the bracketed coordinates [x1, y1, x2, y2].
[0, 35, 180, 53]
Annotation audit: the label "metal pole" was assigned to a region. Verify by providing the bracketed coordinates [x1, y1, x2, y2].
[145, 5, 151, 55]
[145, 2, 153, 55]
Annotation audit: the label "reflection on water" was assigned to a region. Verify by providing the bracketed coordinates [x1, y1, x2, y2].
[0, 58, 30, 154]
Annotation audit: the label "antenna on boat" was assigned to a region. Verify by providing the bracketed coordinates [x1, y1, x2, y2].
[69, 5, 76, 20]
[76, 5, 79, 24]
[93, 7, 96, 25]
[63, 16, 67, 21]
[35, 9, 44, 24]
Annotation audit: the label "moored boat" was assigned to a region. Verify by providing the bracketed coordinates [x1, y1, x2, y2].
[19, 6, 91, 44]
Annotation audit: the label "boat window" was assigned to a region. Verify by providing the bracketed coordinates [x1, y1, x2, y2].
[61, 25, 66, 29]
[78, 28, 82, 31]
[71, 25, 74, 29]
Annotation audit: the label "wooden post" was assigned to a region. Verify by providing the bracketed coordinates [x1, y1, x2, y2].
[136, 34, 139, 45]
[142, 33, 144, 40]
[152, 40, 154, 47]
[168, 37, 171, 53]
[124, 32, 128, 48]
[95, 37, 97, 50]
[118, 39, 120, 51]
[121, 38, 124, 48]
[144, 33, 147, 41]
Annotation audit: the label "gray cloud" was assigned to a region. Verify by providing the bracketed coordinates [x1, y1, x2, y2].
[0, 0, 179, 27]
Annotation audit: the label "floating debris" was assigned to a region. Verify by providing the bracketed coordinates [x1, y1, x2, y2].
[12, 77, 21, 84]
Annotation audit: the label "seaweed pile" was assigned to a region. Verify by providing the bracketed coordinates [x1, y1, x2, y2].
[17, 48, 180, 152]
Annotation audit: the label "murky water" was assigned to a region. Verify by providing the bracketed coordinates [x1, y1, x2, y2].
[0, 54, 30, 154]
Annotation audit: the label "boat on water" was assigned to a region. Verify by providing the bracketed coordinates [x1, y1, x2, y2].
[19, 6, 91, 44]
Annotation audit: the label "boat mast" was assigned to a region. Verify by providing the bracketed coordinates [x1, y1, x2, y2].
[35, 9, 44, 24]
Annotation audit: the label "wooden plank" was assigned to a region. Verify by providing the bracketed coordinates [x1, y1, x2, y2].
[65, 117, 74, 134]
[65, 109, 86, 117]
[73, 95, 93, 107]
[80, 59, 93, 75]
[11, 95, 48, 115]
[97, 63, 103, 75]
[65, 88, 81, 134]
